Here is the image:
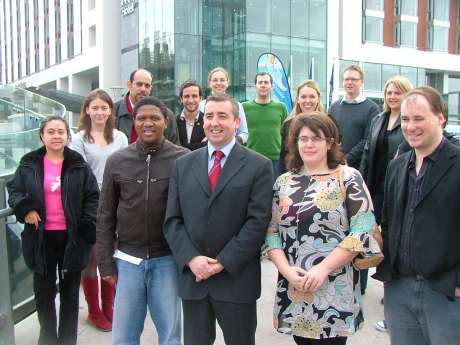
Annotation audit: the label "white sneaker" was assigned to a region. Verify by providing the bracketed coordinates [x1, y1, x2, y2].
[374, 320, 388, 332]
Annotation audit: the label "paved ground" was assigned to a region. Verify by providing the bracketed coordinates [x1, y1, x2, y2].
[15, 261, 390, 344]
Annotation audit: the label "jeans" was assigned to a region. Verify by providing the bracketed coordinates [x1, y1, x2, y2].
[384, 276, 460, 345]
[112, 255, 181, 345]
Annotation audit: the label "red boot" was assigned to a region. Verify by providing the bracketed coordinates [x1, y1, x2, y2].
[100, 278, 115, 323]
[81, 276, 112, 331]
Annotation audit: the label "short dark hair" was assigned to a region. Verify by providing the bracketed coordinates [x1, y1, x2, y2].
[129, 68, 153, 82]
[254, 72, 273, 85]
[403, 86, 448, 123]
[205, 94, 239, 118]
[179, 80, 203, 98]
[39, 116, 71, 143]
[343, 64, 364, 80]
[133, 96, 169, 119]
[286, 112, 345, 172]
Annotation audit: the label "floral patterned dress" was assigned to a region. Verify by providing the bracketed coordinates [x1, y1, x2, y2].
[265, 165, 381, 340]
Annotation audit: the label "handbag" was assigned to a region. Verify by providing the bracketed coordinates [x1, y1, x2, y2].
[338, 166, 384, 270]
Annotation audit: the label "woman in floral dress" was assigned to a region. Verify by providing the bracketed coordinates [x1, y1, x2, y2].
[265, 113, 381, 345]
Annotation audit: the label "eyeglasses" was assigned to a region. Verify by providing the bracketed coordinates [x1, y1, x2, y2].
[343, 78, 361, 82]
[297, 136, 327, 144]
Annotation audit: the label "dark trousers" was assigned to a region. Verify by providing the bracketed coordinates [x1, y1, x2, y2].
[293, 335, 347, 345]
[34, 231, 81, 345]
[182, 296, 257, 345]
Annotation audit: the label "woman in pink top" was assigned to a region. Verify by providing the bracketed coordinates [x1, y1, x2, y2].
[7, 116, 99, 345]
[71, 89, 128, 331]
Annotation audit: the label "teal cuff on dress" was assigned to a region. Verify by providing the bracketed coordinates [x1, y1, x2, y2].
[265, 234, 283, 250]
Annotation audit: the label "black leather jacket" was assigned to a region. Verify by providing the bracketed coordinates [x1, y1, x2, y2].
[359, 112, 403, 193]
[7, 146, 99, 275]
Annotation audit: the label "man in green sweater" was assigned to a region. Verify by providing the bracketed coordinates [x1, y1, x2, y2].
[243, 72, 288, 180]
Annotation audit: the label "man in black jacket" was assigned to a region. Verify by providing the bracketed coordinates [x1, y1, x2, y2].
[176, 80, 206, 150]
[374, 86, 460, 345]
[114, 68, 180, 144]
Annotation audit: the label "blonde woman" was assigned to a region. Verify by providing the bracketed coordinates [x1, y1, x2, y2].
[280, 80, 325, 173]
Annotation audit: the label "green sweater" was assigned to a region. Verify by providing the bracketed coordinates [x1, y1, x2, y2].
[243, 100, 288, 160]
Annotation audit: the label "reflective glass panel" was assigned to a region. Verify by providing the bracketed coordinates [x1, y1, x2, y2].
[363, 62, 381, 91]
[365, 16, 383, 43]
[400, 66, 417, 86]
[366, 0, 384, 11]
[382, 64, 400, 89]
[400, 21, 417, 47]
[272, 0, 290, 36]
[246, 0, 270, 33]
[400, 0, 418, 16]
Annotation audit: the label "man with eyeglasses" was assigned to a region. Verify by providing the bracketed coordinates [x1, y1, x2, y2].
[328, 64, 380, 170]
[328, 64, 380, 296]
[114, 68, 180, 144]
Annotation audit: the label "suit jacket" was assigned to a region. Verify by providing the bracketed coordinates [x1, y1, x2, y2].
[374, 141, 460, 299]
[176, 111, 207, 151]
[164, 143, 273, 303]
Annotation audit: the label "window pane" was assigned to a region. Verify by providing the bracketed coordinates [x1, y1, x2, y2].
[366, 0, 383, 11]
[272, 0, 290, 36]
[400, 66, 417, 87]
[434, 0, 449, 21]
[291, 0, 307, 38]
[246, 32, 270, 95]
[291, 38, 309, 88]
[363, 62, 381, 91]
[308, 0, 327, 40]
[417, 68, 426, 86]
[175, 0, 201, 35]
[400, 0, 418, 16]
[365, 16, 383, 43]
[433, 26, 449, 51]
[400, 21, 417, 47]
[382, 64, 400, 88]
[246, 0, 270, 33]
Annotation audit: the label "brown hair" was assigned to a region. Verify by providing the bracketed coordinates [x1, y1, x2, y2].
[382, 75, 413, 113]
[343, 64, 364, 80]
[78, 89, 115, 144]
[179, 79, 203, 98]
[403, 86, 448, 122]
[291, 80, 325, 116]
[286, 112, 345, 172]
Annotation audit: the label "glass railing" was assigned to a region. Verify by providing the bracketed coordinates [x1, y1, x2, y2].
[0, 85, 66, 344]
[0, 85, 66, 178]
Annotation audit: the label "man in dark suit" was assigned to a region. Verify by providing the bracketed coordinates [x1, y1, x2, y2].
[164, 94, 273, 345]
[176, 80, 207, 151]
[374, 86, 460, 345]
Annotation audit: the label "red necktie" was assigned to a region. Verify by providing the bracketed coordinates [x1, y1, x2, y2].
[209, 151, 224, 193]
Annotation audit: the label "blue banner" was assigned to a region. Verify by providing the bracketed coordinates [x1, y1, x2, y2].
[257, 53, 292, 113]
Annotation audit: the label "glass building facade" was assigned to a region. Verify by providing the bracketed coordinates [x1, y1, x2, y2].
[132, 0, 327, 112]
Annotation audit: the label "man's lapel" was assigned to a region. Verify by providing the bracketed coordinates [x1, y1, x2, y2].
[417, 144, 455, 206]
[192, 148, 211, 198]
[208, 144, 245, 207]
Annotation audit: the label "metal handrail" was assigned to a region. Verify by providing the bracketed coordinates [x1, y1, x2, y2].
[0, 207, 13, 218]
